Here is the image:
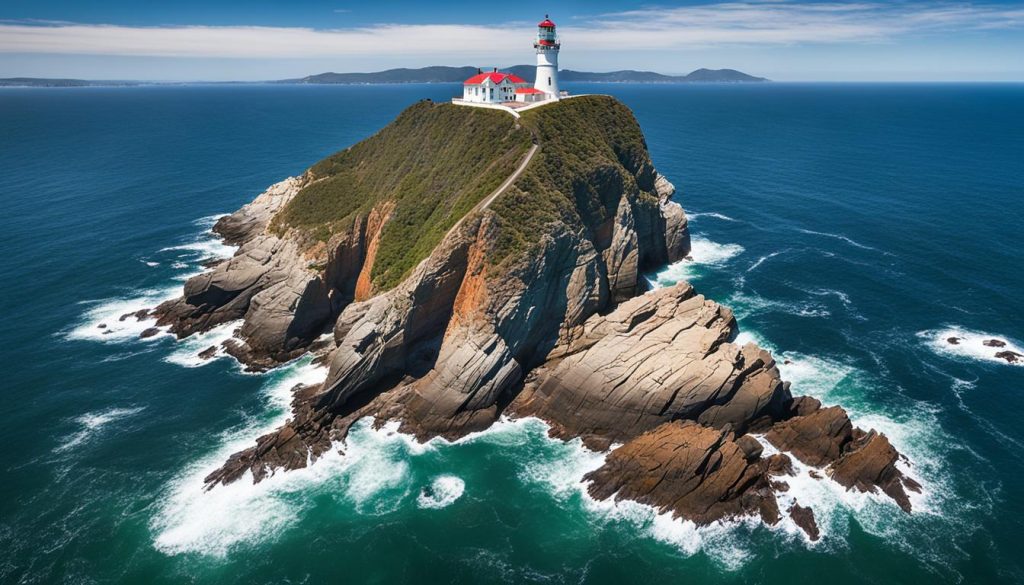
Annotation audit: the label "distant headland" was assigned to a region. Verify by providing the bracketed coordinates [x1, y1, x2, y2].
[284, 66, 768, 85]
[0, 67, 766, 88]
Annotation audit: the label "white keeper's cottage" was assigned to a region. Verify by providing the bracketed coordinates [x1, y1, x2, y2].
[461, 69, 530, 104]
[459, 15, 562, 106]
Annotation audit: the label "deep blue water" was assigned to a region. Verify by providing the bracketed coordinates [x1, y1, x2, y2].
[1, 83, 1022, 584]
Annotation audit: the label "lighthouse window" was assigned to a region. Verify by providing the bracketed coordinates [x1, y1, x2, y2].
[548, 77, 551, 86]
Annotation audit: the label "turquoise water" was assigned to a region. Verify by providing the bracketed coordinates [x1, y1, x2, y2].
[1, 83, 1022, 583]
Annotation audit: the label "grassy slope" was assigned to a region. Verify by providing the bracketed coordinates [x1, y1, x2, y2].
[272, 95, 654, 290]
[272, 100, 533, 290]
[488, 95, 656, 265]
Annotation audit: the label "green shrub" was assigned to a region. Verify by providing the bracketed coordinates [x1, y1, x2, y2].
[272, 100, 533, 289]
[487, 96, 655, 265]
[272, 95, 656, 289]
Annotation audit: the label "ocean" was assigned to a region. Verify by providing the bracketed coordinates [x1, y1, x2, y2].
[1, 82, 1022, 583]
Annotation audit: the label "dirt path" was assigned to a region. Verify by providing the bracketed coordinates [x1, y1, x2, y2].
[449, 143, 539, 233]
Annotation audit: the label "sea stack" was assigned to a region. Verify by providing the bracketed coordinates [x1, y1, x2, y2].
[154, 96, 915, 538]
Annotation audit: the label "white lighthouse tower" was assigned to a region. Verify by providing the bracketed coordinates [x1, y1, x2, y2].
[533, 16, 560, 100]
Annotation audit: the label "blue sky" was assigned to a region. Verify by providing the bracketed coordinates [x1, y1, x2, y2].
[1, 1, 1022, 81]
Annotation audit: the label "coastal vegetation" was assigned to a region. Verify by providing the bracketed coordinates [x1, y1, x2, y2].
[272, 95, 657, 288]
[489, 95, 656, 264]
[271, 100, 532, 289]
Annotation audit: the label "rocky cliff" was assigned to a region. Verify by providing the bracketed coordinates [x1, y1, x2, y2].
[153, 96, 916, 539]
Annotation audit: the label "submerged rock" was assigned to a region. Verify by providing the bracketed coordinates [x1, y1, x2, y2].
[120, 309, 149, 322]
[788, 503, 820, 541]
[995, 350, 1021, 363]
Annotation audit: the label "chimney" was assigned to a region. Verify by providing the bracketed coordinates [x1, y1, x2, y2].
[477, 67, 482, 74]
[493, 67, 498, 72]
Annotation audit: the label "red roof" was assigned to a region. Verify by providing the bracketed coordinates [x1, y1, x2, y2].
[515, 88, 545, 94]
[538, 18, 556, 28]
[463, 72, 528, 85]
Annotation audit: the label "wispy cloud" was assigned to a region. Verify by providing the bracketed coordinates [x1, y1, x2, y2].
[0, 2, 1021, 58]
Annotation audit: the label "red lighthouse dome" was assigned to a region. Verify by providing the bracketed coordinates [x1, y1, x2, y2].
[538, 16, 556, 28]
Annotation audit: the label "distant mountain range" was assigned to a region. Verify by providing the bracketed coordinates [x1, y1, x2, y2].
[0, 67, 767, 88]
[0, 77, 140, 87]
[285, 66, 768, 84]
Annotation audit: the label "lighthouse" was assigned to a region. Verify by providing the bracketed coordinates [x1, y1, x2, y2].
[534, 16, 560, 99]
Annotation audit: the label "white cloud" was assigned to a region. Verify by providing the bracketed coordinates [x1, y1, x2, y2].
[0, 3, 1021, 59]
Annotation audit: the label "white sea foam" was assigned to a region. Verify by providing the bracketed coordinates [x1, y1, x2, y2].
[738, 327, 966, 565]
[796, 228, 881, 253]
[159, 239, 236, 262]
[752, 395, 951, 557]
[164, 321, 240, 368]
[153, 415, 427, 556]
[193, 214, 228, 228]
[804, 287, 853, 307]
[728, 291, 830, 319]
[517, 433, 607, 501]
[746, 249, 787, 273]
[55, 407, 145, 452]
[918, 326, 1024, 367]
[584, 494, 758, 571]
[688, 211, 738, 222]
[796, 228, 872, 250]
[151, 357, 469, 555]
[649, 236, 744, 287]
[70, 212, 239, 347]
[65, 287, 178, 342]
[507, 418, 757, 570]
[417, 476, 466, 509]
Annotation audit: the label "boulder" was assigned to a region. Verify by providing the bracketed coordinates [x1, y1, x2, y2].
[995, 351, 1021, 364]
[764, 403, 852, 467]
[584, 420, 781, 526]
[829, 430, 913, 512]
[788, 503, 820, 541]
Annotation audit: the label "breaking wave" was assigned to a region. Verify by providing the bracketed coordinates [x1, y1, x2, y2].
[67, 213, 238, 349]
[65, 287, 178, 343]
[649, 236, 745, 287]
[918, 326, 1024, 367]
[417, 476, 466, 509]
[164, 321, 240, 368]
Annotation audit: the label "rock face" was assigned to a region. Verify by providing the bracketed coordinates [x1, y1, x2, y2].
[154, 176, 338, 368]
[765, 396, 920, 512]
[511, 281, 789, 449]
[155, 96, 914, 538]
[585, 420, 781, 526]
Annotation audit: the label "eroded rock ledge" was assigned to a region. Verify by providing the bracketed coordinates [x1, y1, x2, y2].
[150, 96, 916, 541]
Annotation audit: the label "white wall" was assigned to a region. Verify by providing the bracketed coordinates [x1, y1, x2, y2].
[534, 49, 559, 96]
